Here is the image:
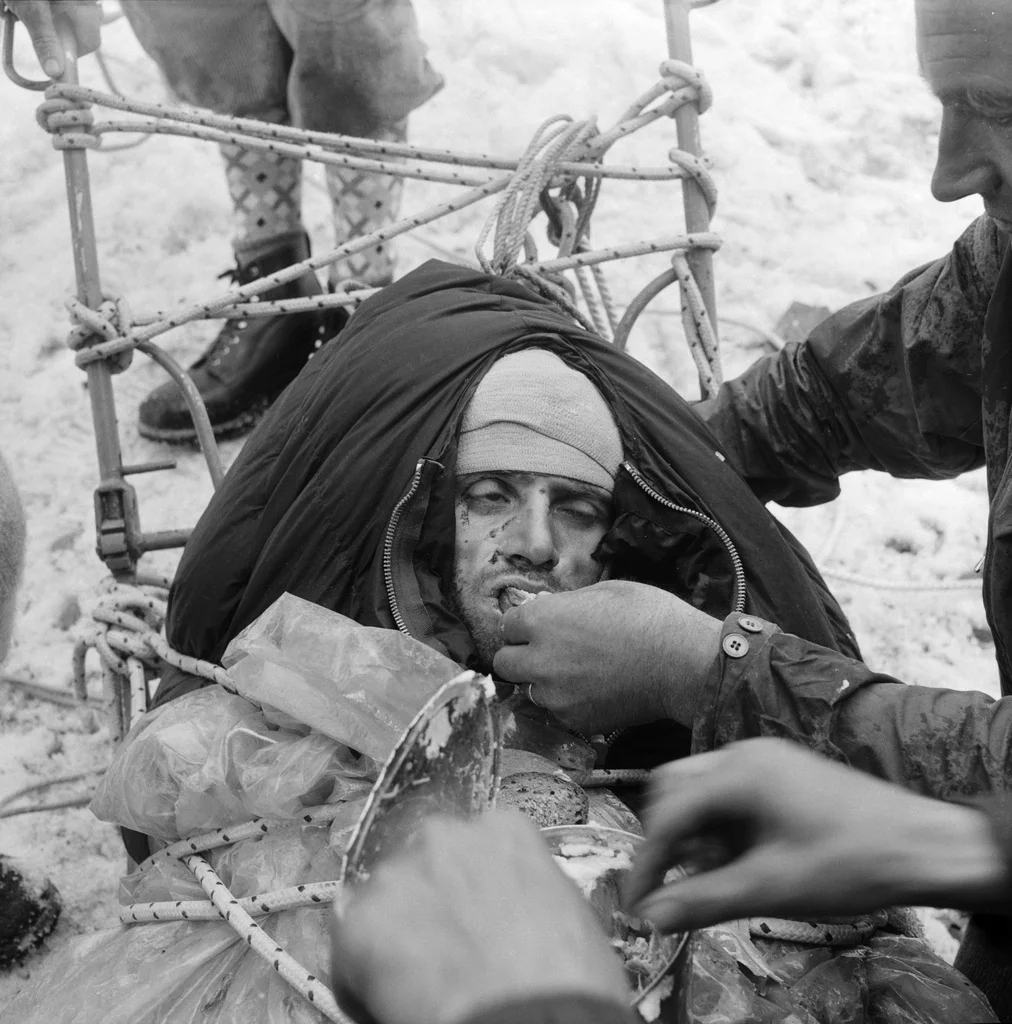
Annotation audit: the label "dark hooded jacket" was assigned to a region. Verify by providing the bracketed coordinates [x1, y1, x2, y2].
[160, 258, 858, 774]
[697, 215, 1012, 1017]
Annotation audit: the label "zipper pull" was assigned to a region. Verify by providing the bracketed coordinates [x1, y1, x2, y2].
[975, 551, 986, 574]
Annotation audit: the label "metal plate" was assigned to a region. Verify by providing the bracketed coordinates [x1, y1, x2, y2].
[341, 672, 501, 884]
[541, 824, 688, 1009]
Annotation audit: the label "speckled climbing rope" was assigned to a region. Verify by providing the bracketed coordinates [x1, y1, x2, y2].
[36, 66, 722, 380]
[671, 252, 722, 397]
[121, 879, 343, 923]
[138, 805, 347, 869]
[749, 910, 889, 946]
[183, 853, 352, 1023]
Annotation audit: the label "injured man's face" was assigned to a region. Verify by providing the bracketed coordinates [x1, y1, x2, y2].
[448, 346, 623, 671]
[452, 472, 613, 668]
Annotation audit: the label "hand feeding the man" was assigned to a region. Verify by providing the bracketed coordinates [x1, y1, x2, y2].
[448, 348, 721, 737]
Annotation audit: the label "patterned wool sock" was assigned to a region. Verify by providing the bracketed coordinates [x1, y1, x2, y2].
[324, 121, 407, 288]
[220, 142, 303, 257]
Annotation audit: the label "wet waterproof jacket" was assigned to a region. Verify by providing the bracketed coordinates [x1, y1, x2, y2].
[160, 258, 859, 777]
[696, 214, 1012, 1017]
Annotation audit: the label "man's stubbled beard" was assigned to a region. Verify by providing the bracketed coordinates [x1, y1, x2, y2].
[449, 559, 608, 673]
[449, 568, 518, 673]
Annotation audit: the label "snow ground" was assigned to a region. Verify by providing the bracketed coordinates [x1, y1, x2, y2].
[0, 0, 991, 1005]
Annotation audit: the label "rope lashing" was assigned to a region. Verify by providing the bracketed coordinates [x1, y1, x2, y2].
[33, 73, 720, 361]
[122, 879, 343, 924]
[73, 581, 234, 738]
[660, 59, 713, 115]
[65, 292, 134, 372]
[130, 289, 379, 325]
[117, 803, 355, 1019]
[667, 148, 718, 219]
[671, 252, 722, 395]
[43, 82, 701, 182]
[35, 89, 100, 150]
[183, 853, 353, 1024]
[475, 115, 598, 276]
[131, 172, 518, 346]
[749, 910, 889, 947]
[139, 805, 348, 870]
[583, 60, 711, 159]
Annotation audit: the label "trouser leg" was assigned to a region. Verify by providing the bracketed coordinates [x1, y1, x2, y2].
[121, 0, 304, 259]
[266, 0, 443, 284]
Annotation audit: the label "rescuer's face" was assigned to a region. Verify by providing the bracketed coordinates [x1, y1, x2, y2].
[918, 0, 1012, 235]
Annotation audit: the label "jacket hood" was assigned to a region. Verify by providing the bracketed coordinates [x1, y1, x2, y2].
[166, 260, 856, 680]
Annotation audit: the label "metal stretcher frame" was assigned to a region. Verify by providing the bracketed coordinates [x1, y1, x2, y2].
[3, 0, 719, 583]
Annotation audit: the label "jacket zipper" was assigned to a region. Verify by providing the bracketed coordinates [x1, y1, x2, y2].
[383, 458, 427, 636]
[623, 460, 747, 614]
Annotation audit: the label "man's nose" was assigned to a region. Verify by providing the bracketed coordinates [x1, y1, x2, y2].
[500, 506, 558, 569]
[932, 108, 1002, 203]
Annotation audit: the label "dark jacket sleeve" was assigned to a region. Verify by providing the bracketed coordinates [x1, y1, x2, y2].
[460, 995, 637, 1024]
[692, 614, 1012, 801]
[695, 216, 1003, 506]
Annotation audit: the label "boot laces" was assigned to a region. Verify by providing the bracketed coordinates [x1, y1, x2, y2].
[195, 261, 261, 374]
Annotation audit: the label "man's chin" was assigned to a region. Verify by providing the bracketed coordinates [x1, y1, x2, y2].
[468, 618, 505, 675]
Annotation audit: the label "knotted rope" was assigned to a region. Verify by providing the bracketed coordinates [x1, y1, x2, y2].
[65, 292, 134, 372]
[749, 910, 889, 947]
[73, 578, 232, 740]
[32, 62, 721, 363]
[35, 88, 100, 150]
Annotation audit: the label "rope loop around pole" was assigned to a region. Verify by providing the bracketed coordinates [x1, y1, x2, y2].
[667, 148, 718, 219]
[659, 58, 713, 114]
[74, 580, 235, 739]
[65, 293, 135, 372]
[36, 91, 101, 150]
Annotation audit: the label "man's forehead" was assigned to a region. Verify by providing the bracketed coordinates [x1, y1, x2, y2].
[916, 0, 1012, 100]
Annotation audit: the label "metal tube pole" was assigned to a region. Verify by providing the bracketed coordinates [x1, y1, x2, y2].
[663, 0, 718, 341]
[55, 26, 140, 575]
[56, 27, 123, 485]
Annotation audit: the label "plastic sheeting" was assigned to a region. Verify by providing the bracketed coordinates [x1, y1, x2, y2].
[676, 928, 999, 1024]
[223, 593, 467, 763]
[3, 596, 466, 1024]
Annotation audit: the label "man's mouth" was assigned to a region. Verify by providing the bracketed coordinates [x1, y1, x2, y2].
[497, 585, 545, 614]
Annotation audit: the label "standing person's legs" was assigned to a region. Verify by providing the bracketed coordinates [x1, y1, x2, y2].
[267, 0, 443, 287]
[121, 0, 334, 441]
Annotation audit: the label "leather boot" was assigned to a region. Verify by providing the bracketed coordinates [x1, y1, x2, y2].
[0, 855, 61, 967]
[138, 234, 348, 442]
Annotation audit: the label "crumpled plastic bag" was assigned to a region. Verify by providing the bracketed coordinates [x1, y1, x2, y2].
[223, 592, 465, 762]
[5, 597, 468, 1024]
[90, 687, 377, 843]
[675, 929, 998, 1024]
